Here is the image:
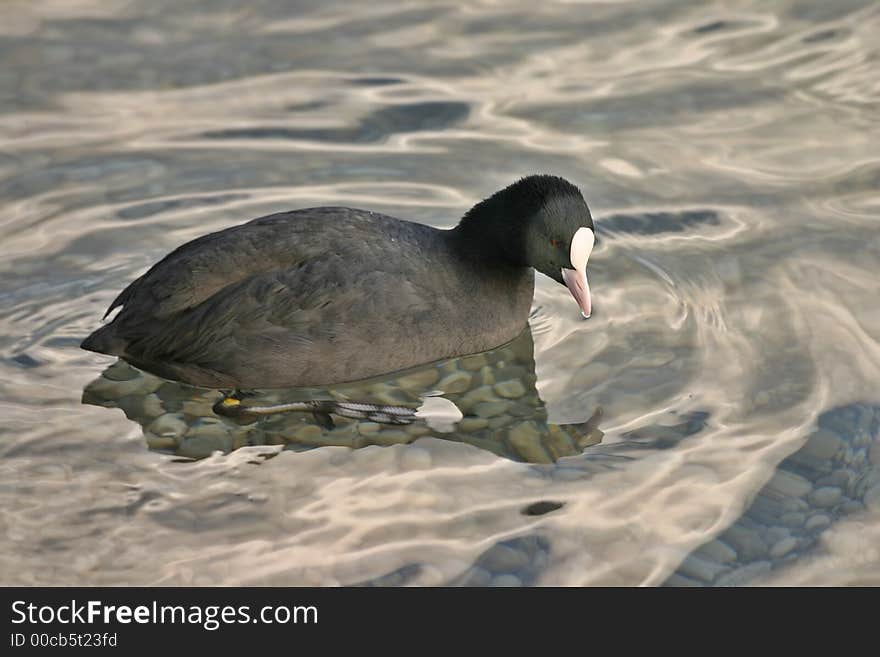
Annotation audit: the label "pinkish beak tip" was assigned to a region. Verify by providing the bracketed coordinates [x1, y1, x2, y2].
[561, 267, 592, 319]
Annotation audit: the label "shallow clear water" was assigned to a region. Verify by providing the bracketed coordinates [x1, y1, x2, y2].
[1, 0, 879, 586]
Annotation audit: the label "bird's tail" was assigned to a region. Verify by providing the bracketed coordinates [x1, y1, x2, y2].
[80, 324, 126, 356]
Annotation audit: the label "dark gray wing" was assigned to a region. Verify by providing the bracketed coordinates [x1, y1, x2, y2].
[104, 211, 323, 320]
[120, 251, 438, 387]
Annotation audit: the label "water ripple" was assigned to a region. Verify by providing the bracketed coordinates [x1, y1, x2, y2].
[0, 0, 878, 586]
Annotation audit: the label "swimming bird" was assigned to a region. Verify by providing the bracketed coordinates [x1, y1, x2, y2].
[81, 175, 596, 389]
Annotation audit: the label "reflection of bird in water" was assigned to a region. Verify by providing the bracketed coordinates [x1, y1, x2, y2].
[83, 328, 604, 464]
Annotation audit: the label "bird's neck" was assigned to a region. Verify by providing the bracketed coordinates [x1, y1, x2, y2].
[448, 209, 528, 269]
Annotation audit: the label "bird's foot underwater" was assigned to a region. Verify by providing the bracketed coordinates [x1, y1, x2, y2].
[212, 391, 419, 427]
[211, 390, 263, 425]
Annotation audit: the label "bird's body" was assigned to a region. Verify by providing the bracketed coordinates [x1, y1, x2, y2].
[82, 175, 595, 389]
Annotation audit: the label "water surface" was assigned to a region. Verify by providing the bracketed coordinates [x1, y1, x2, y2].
[1, 0, 879, 586]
